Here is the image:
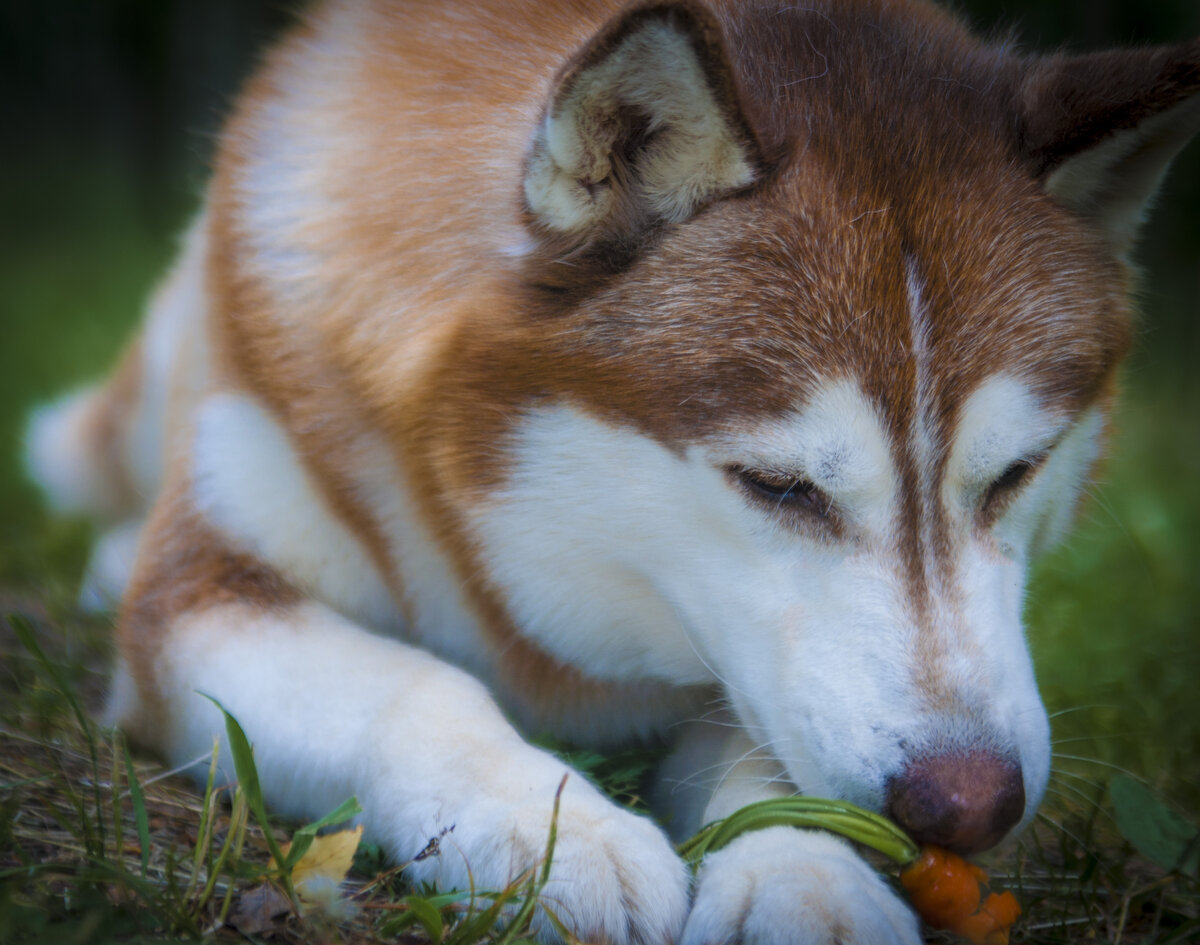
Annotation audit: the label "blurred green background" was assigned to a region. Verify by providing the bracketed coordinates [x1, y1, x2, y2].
[1, 1, 1197, 809]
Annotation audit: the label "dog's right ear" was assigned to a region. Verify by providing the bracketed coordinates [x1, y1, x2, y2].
[1020, 39, 1200, 258]
[523, 1, 762, 265]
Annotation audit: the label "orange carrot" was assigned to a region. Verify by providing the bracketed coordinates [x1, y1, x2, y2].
[900, 846, 1021, 945]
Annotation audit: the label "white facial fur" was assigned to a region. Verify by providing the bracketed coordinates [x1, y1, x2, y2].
[471, 374, 1104, 823]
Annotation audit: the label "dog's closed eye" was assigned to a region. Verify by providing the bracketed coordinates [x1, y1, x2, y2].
[981, 455, 1046, 520]
[730, 467, 833, 519]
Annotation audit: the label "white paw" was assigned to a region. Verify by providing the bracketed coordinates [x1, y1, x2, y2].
[400, 772, 690, 944]
[682, 826, 921, 945]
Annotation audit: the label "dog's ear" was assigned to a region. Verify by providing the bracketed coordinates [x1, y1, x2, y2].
[523, 1, 761, 264]
[1020, 39, 1200, 256]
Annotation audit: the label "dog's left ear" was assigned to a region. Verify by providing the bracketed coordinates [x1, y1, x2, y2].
[523, 1, 762, 263]
[1020, 39, 1200, 256]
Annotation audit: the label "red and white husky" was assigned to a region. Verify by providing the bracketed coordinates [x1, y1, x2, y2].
[27, 0, 1200, 941]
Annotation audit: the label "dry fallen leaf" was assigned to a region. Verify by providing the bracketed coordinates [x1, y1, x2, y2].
[280, 824, 364, 912]
[230, 882, 292, 936]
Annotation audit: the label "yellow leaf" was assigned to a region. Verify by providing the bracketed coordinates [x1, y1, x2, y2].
[280, 825, 363, 908]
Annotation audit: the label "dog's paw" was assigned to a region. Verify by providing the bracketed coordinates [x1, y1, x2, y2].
[682, 826, 921, 945]
[401, 772, 690, 944]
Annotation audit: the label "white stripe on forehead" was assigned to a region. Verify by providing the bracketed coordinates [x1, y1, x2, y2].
[905, 259, 937, 482]
[905, 260, 941, 593]
[706, 378, 897, 533]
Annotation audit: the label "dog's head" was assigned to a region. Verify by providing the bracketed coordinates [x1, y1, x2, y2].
[436, 0, 1200, 854]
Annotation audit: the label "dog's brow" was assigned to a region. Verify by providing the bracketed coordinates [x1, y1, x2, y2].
[947, 375, 1069, 485]
[710, 379, 898, 528]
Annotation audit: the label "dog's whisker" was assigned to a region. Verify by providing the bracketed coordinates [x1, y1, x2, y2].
[706, 740, 791, 796]
[665, 759, 747, 792]
[660, 599, 755, 702]
[1050, 733, 1126, 746]
[663, 736, 781, 789]
[1042, 782, 1115, 822]
[670, 713, 745, 732]
[1051, 753, 1146, 780]
[1046, 704, 1116, 721]
[1033, 810, 1103, 857]
[1049, 768, 1108, 789]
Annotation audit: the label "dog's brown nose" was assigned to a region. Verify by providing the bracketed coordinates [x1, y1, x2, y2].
[886, 752, 1025, 855]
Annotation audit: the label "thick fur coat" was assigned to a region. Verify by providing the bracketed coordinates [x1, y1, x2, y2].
[27, 1, 1200, 941]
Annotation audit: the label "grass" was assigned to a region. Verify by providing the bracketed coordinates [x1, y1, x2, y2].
[1, 151, 1198, 941]
[1, 600, 1198, 943]
[0, 606, 567, 945]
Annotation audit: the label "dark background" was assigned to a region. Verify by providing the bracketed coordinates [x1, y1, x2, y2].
[0, 0, 1198, 805]
[2, 1, 1198, 272]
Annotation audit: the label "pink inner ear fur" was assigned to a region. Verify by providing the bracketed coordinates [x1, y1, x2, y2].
[522, 2, 761, 260]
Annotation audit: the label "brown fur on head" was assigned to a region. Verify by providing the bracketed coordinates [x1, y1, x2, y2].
[419, 0, 1190, 477]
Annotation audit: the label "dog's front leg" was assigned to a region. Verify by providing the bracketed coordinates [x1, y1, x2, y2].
[661, 723, 921, 945]
[113, 506, 689, 944]
[125, 599, 691, 942]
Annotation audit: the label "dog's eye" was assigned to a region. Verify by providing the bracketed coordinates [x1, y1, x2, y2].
[981, 457, 1043, 518]
[732, 467, 830, 518]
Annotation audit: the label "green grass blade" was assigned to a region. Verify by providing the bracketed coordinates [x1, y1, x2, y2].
[444, 890, 518, 945]
[300, 796, 363, 834]
[119, 734, 152, 878]
[198, 693, 295, 903]
[216, 793, 252, 926]
[493, 773, 567, 945]
[678, 795, 919, 867]
[7, 614, 88, 736]
[185, 738, 221, 903]
[404, 895, 447, 943]
[8, 613, 107, 853]
[109, 735, 127, 883]
[201, 790, 248, 914]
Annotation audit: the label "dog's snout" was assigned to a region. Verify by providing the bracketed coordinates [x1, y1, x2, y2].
[886, 751, 1025, 855]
